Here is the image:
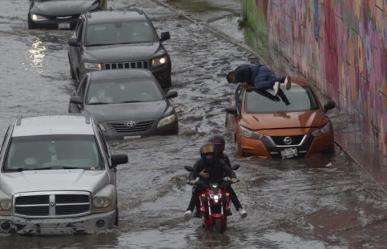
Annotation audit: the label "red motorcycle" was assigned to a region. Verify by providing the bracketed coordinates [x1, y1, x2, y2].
[185, 165, 240, 234]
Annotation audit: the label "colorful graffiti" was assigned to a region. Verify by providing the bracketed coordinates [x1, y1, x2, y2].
[245, 0, 387, 154]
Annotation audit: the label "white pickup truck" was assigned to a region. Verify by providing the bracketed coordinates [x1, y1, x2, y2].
[0, 115, 127, 234]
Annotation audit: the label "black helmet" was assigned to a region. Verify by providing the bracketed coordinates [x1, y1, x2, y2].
[209, 135, 225, 154]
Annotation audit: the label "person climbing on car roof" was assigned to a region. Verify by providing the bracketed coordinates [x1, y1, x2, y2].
[227, 63, 291, 95]
[184, 142, 247, 220]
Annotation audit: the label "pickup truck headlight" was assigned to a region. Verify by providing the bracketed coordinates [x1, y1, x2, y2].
[92, 185, 115, 213]
[151, 55, 168, 67]
[84, 62, 102, 70]
[0, 194, 12, 215]
[311, 122, 331, 137]
[31, 14, 48, 22]
[157, 114, 177, 128]
[240, 126, 264, 139]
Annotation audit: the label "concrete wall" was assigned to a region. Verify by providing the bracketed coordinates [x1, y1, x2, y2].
[244, 0, 387, 154]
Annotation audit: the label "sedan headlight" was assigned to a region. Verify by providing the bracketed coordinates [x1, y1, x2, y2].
[31, 14, 48, 22]
[311, 122, 331, 137]
[84, 62, 102, 70]
[157, 114, 177, 128]
[151, 55, 168, 67]
[240, 126, 264, 139]
[92, 185, 115, 213]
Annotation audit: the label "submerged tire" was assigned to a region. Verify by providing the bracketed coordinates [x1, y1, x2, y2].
[213, 219, 225, 234]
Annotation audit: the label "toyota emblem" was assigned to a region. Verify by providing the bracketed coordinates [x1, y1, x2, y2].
[126, 121, 136, 128]
[283, 137, 293, 145]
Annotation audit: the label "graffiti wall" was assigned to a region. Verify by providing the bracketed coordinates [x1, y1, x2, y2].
[245, 0, 386, 154]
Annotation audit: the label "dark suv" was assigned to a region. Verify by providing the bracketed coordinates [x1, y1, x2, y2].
[68, 9, 172, 88]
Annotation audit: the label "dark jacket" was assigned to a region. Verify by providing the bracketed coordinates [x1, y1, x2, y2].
[233, 64, 285, 89]
[190, 157, 233, 183]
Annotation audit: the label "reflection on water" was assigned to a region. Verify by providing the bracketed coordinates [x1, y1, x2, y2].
[28, 36, 46, 72]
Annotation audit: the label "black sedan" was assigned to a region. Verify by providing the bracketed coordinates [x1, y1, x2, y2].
[68, 69, 178, 139]
[28, 0, 107, 29]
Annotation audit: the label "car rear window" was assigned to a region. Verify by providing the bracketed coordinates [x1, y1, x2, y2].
[3, 135, 103, 172]
[86, 21, 156, 46]
[245, 85, 319, 113]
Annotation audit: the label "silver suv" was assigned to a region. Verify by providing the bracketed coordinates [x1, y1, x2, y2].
[0, 115, 128, 234]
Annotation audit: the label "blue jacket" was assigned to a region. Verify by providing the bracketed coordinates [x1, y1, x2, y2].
[233, 64, 285, 89]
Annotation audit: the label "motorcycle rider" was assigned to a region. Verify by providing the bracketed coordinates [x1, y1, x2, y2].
[208, 135, 247, 217]
[184, 143, 247, 220]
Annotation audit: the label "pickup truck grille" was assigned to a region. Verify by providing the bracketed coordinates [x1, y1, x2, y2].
[14, 192, 91, 218]
[103, 61, 149, 70]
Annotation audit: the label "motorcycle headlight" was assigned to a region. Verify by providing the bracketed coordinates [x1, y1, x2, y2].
[210, 193, 222, 203]
[31, 14, 48, 22]
[151, 55, 168, 67]
[240, 126, 264, 139]
[311, 122, 331, 137]
[84, 62, 102, 70]
[92, 185, 115, 213]
[157, 114, 177, 128]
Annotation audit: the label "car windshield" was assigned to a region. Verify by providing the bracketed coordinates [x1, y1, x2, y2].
[86, 78, 163, 105]
[3, 135, 103, 172]
[245, 85, 319, 113]
[86, 21, 156, 46]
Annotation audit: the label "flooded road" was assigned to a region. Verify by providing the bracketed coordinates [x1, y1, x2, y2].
[1, 0, 387, 248]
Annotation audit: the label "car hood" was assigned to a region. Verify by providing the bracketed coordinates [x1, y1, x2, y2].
[241, 110, 329, 130]
[83, 43, 160, 62]
[84, 101, 168, 122]
[0, 170, 109, 195]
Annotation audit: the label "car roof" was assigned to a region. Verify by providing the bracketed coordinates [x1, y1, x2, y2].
[85, 10, 148, 24]
[12, 115, 95, 137]
[89, 69, 157, 81]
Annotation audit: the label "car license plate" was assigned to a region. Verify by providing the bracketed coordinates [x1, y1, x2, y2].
[58, 23, 70, 29]
[280, 147, 298, 159]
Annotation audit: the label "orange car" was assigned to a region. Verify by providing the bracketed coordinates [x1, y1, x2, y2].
[225, 80, 336, 159]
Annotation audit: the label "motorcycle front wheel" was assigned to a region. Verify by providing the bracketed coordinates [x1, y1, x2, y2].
[213, 219, 226, 234]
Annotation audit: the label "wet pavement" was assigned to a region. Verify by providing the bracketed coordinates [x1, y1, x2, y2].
[1, 0, 387, 248]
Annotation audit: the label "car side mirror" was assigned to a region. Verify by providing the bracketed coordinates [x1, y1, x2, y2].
[323, 100, 336, 112]
[68, 37, 80, 47]
[70, 96, 83, 105]
[110, 154, 128, 168]
[160, 32, 170, 42]
[225, 106, 237, 115]
[166, 91, 178, 99]
[184, 166, 194, 172]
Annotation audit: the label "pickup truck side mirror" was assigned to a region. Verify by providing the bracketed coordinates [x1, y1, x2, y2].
[111, 154, 128, 168]
[68, 37, 80, 47]
[165, 91, 178, 99]
[70, 96, 83, 105]
[225, 107, 237, 115]
[323, 100, 336, 112]
[160, 32, 170, 42]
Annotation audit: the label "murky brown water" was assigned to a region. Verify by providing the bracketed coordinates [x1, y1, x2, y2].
[0, 1, 387, 248]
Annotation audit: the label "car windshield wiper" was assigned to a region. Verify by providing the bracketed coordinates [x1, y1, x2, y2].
[87, 102, 111, 105]
[118, 100, 144, 103]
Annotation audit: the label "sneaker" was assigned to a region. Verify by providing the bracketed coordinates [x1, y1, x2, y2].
[273, 81, 280, 96]
[184, 210, 193, 221]
[238, 208, 247, 218]
[284, 76, 291, 90]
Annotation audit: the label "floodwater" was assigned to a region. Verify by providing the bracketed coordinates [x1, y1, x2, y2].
[1, 0, 387, 248]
